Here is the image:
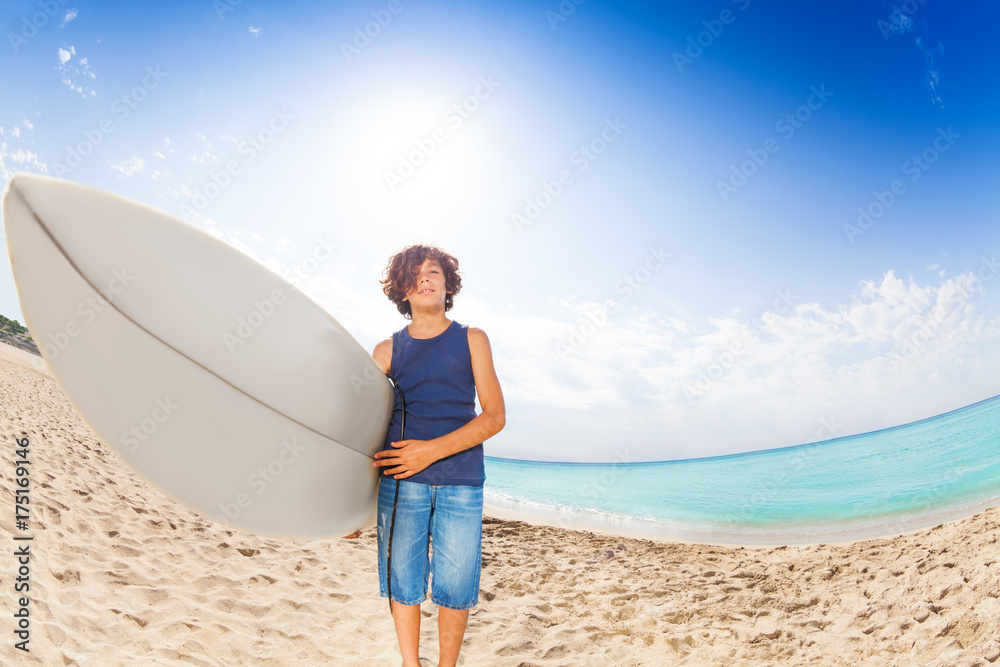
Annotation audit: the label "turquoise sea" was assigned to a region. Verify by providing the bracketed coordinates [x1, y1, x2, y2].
[483, 394, 1000, 545]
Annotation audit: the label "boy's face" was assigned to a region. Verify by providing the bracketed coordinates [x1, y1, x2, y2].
[402, 258, 448, 307]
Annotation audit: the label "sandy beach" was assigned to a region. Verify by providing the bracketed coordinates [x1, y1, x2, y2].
[1, 342, 999, 666]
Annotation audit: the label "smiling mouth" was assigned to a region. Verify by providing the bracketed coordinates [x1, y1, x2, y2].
[418, 289, 434, 295]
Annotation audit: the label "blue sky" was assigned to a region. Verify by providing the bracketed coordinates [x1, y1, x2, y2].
[2, 0, 999, 461]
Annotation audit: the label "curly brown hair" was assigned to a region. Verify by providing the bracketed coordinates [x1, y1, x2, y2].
[380, 244, 462, 319]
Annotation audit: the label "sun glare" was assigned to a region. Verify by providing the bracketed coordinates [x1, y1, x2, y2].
[342, 90, 497, 216]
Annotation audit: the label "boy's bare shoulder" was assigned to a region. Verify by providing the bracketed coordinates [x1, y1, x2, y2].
[372, 337, 393, 373]
[466, 326, 489, 340]
[466, 327, 494, 351]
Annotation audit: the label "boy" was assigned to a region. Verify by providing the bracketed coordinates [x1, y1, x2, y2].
[371, 244, 505, 667]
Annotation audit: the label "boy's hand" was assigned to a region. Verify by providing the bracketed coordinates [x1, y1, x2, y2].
[373, 439, 439, 479]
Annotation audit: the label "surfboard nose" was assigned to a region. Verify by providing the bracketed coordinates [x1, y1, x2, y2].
[2, 172, 33, 232]
[2, 173, 45, 297]
[2, 171, 31, 200]
[2, 172, 52, 220]
[3, 173, 67, 264]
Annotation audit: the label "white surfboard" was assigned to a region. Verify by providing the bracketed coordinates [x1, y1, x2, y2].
[2, 173, 393, 540]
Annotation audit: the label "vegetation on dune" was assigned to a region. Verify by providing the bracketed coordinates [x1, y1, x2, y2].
[0, 313, 28, 336]
[0, 313, 40, 356]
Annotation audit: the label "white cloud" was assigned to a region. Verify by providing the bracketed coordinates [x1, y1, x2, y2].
[880, 4, 945, 109]
[107, 156, 146, 178]
[454, 268, 999, 460]
[9, 149, 42, 165]
[0, 145, 49, 180]
[11, 127, 20, 139]
[887, 12, 912, 36]
[61, 9, 78, 26]
[249, 26, 263, 38]
[154, 137, 174, 160]
[57, 46, 97, 97]
[224, 235, 255, 258]
[926, 263, 945, 278]
[916, 38, 945, 109]
[22, 118, 33, 130]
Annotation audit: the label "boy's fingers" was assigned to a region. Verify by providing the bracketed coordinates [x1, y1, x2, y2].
[372, 443, 404, 460]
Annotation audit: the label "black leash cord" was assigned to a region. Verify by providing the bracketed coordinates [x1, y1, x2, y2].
[385, 375, 406, 614]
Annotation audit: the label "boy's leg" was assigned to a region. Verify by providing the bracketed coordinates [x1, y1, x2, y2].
[437, 607, 469, 667]
[391, 601, 422, 667]
[428, 485, 483, 665]
[377, 479, 433, 664]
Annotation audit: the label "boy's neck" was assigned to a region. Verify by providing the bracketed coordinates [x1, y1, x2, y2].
[407, 309, 451, 339]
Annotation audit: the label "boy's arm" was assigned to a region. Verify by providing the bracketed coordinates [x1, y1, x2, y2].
[431, 327, 506, 455]
[373, 327, 505, 479]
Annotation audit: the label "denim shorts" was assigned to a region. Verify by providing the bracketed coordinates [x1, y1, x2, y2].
[376, 478, 483, 610]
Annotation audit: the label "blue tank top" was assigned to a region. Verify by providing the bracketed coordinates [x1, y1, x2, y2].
[384, 320, 484, 486]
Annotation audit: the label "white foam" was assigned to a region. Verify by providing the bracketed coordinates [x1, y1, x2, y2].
[484, 490, 1000, 547]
